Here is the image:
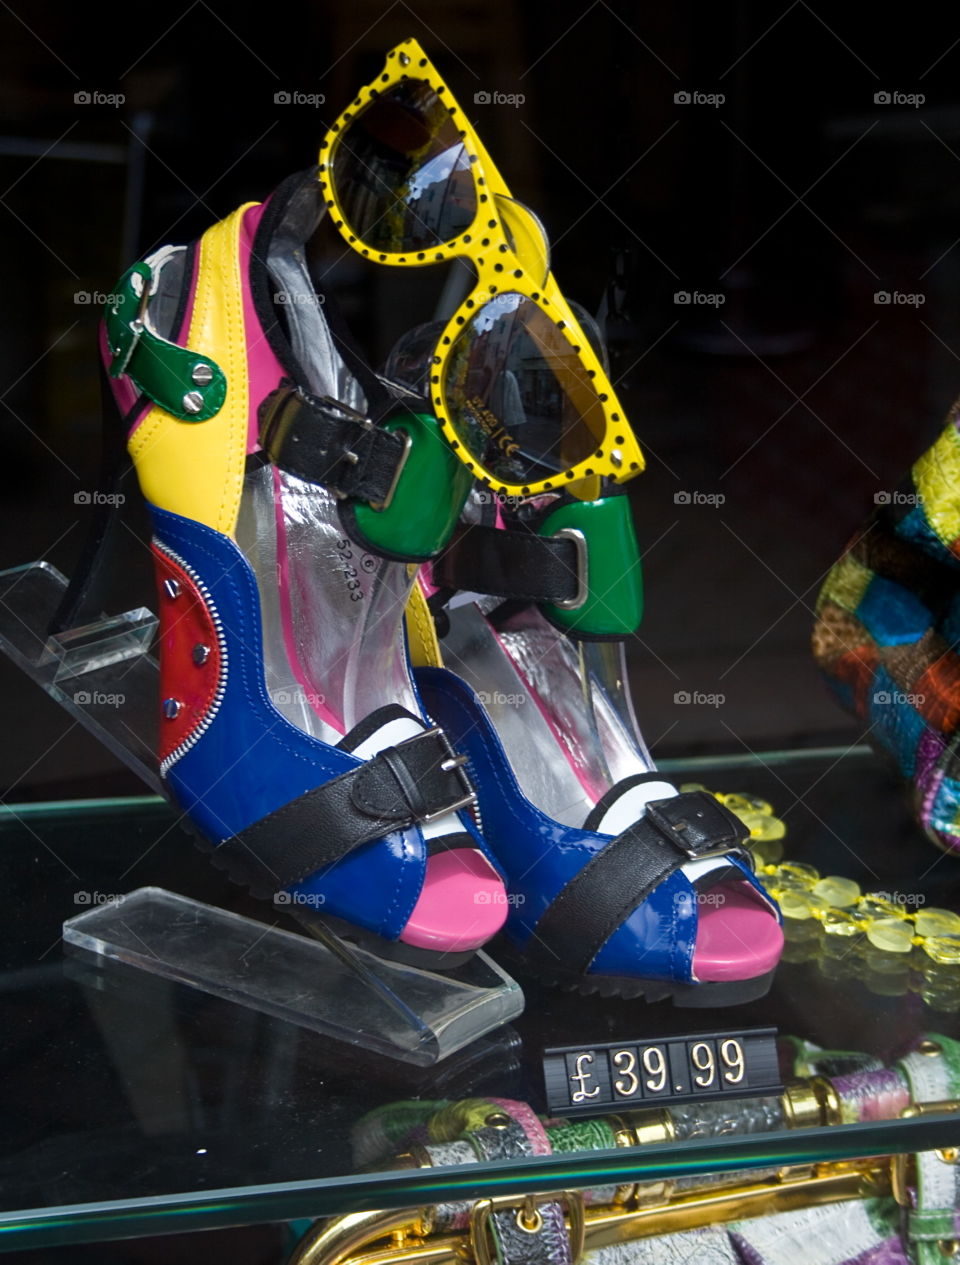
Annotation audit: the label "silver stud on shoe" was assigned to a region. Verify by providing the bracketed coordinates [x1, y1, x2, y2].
[192, 644, 210, 666]
[182, 390, 204, 414]
[163, 578, 181, 599]
[191, 363, 214, 386]
[162, 698, 182, 719]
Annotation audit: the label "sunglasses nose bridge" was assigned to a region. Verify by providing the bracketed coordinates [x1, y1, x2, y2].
[494, 195, 551, 288]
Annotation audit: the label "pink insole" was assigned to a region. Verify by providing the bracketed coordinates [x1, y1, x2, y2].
[400, 850, 507, 951]
[692, 882, 785, 981]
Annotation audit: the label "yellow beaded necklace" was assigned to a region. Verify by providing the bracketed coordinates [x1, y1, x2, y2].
[688, 784, 960, 968]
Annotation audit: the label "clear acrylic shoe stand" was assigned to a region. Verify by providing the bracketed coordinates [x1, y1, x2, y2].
[0, 561, 523, 1065]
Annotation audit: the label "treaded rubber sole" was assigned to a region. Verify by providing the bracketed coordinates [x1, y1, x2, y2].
[181, 815, 478, 971]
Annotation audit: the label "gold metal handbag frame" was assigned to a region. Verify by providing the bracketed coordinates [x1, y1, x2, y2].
[288, 1097, 960, 1265]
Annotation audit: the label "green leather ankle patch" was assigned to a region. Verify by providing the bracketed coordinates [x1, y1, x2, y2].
[106, 262, 226, 422]
[537, 494, 643, 637]
[349, 410, 473, 561]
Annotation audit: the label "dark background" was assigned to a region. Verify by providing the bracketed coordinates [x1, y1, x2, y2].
[1, 10, 959, 1264]
[1, 0, 958, 800]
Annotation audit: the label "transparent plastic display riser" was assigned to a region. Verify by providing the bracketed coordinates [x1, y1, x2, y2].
[0, 561, 523, 1065]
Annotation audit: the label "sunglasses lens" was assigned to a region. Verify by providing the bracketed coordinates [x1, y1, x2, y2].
[444, 294, 607, 486]
[333, 81, 476, 252]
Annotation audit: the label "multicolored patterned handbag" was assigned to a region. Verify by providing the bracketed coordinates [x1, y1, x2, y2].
[813, 396, 960, 852]
[288, 1035, 960, 1265]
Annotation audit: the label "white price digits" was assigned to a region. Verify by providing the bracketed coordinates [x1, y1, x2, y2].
[691, 1041, 716, 1088]
[720, 1039, 746, 1084]
[612, 1049, 639, 1098]
[642, 1045, 667, 1093]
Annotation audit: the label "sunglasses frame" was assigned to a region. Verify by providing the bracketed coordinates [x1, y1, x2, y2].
[317, 37, 645, 498]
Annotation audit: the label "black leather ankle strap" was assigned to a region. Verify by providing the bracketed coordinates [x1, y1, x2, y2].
[216, 727, 476, 891]
[433, 523, 579, 604]
[258, 383, 408, 504]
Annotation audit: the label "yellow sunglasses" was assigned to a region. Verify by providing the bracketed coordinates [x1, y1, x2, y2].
[318, 37, 645, 499]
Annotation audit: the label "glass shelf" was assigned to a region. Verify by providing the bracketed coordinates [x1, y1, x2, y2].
[1, 745, 959, 1250]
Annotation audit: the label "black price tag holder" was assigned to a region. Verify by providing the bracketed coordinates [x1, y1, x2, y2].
[543, 1027, 781, 1117]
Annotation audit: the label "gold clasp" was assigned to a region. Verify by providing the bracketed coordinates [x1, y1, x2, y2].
[469, 1190, 585, 1265]
[899, 1100, 960, 1118]
[893, 1100, 960, 1206]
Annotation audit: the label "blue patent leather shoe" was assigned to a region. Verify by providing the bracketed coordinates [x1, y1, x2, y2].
[410, 488, 783, 1003]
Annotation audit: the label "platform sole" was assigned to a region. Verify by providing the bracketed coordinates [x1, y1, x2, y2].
[501, 945, 776, 1006]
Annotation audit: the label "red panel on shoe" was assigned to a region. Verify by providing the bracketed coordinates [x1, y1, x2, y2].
[153, 545, 223, 764]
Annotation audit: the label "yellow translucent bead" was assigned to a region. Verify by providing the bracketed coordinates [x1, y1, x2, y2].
[813, 876, 862, 908]
[859, 896, 909, 921]
[773, 873, 810, 890]
[779, 890, 822, 920]
[728, 792, 775, 816]
[742, 812, 787, 842]
[750, 838, 785, 866]
[778, 862, 820, 885]
[922, 935, 960, 965]
[720, 793, 754, 814]
[915, 908, 960, 939]
[865, 918, 915, 953]
[821, 908, 860, 936]
[735, 810, 763, 835]
[713, 789, 785, 838]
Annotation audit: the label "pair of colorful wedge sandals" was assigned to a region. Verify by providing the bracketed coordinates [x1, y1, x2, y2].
[73, 39, 782, 1003]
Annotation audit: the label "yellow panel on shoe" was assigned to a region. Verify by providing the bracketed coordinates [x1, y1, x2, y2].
[914, 421, 960, 554]
[128, 203, 257, 537]
[405, 582, 443, 668]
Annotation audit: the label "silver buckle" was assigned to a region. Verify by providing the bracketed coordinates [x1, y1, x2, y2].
[416, 727, 477, 823]
[668, 816, 736, 861]
[369, 430, 413, 513]
[109, 269, 153, 376]
[315, 394, 370, 423]
[552, 527, 589, 610]
[647, 793, 745, 861]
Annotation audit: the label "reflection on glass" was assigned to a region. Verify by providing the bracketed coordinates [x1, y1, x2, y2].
[447, 294, 605, 484]
[333, 82, 476, 252]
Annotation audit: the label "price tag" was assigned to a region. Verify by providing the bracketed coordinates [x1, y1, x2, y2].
[542, 1027, 781, 1115]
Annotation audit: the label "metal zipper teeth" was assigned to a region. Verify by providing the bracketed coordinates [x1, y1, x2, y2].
[463, 753, 484, 837]
[155, 539, 229, 778]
